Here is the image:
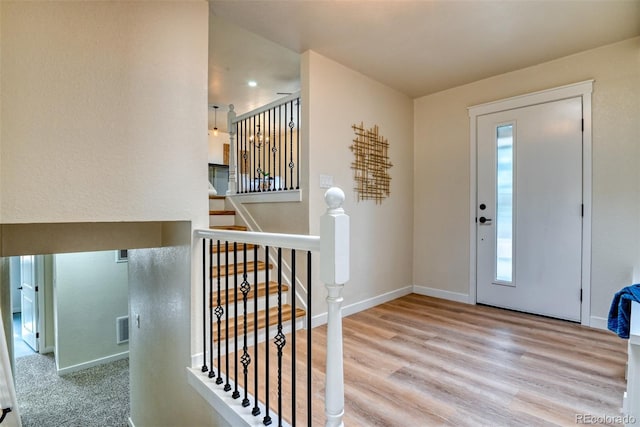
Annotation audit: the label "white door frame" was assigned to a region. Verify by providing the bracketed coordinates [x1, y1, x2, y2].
[468, 80, 593, 327]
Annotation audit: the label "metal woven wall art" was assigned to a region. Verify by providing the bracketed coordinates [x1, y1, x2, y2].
[350, 122, 393, 204]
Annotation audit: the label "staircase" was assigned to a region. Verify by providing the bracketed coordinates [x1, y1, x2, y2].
[208, 195, 305, 347]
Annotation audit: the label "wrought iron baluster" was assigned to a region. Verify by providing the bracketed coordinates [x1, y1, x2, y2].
[263, 246, 272, 426]
[262, 111, 266, 191]
[267, 109, 271, 191]
[252, 244, 261, 417]
[215, 241, 223, 383]
[251, 117, 256, 193]
[224, 241, 231, 392]
[274, 248, 286, 427]
[289, 100, 294, 190]
[296, 98, 300, 190]
[208, 240, 214, 377]
[279, 105, 283, 190]
[241, 244, 251, 407]
[232, 242, 240, 399]
[283, 104, 288, 191]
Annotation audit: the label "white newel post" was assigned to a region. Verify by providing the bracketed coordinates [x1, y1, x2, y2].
[226, 104, 237, 195]
[320, 187, 349, 427]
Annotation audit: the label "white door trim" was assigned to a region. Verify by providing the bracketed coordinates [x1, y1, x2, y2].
[468, 80, 593, 326]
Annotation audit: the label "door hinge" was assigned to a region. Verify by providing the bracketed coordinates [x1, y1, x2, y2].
[35, 286, 39, 292]
[581, 119, 584, 132]
[581, 204, 584, 217]
[580, 289, 583, 302]
[36, 332, 40, 339]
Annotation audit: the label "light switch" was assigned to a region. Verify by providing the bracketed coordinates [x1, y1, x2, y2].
[319, 174, 333, 189]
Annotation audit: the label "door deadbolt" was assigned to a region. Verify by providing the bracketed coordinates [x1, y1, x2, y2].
[479, 203, 486, 210]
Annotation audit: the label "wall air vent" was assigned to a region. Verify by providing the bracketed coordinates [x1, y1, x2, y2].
[116, 316, 129, 344]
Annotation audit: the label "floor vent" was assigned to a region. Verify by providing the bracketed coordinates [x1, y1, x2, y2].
[116, 316, 129, 344]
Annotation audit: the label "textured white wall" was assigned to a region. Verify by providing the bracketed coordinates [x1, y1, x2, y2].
[0, 1, 208, 225]
[129, 224, 228, 427]
[303, 51, 414, 316]
[54, 251, 128, 370]
[413, 37, 640, 320]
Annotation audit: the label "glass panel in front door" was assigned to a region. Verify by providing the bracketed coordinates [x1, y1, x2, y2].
[496, 124, 514, 283]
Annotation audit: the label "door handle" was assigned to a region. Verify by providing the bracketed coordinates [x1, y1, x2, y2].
[18, 287, 23, 290]
[479, 216, 492, 224]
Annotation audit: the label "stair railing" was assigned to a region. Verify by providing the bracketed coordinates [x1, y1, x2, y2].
[193, 187, 349, 427]
[226, 93, 301, 195]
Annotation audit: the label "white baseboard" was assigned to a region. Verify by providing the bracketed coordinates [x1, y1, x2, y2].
[229, 190, 301, 204]
[412, 285, 471, 304]
[56, 351, 129, 376]
[311, 286, 413, 328]
[128, 417, 136, 427]
[589, 316, 608, 330]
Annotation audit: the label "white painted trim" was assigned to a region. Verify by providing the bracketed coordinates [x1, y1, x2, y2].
[229, 190, 301, 204]
[56, 351, 128, 376]
[127, 417, 136, 427]
[412, 285, 471, 304]
[194, 228, 320, 252]
[311, 286, 412, 328]
[581, 91, 593, 327]
[468, 81, 593, 326]
[467, 80, 594, 116]
[187, 368, 292, 427]
[589, 316, 608, 331]
[233, 92, 300, 123]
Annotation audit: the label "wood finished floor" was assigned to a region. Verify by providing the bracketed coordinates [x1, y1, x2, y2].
[215, 294, 627, 426]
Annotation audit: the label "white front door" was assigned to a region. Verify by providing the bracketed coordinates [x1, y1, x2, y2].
[476, 97, 583, 321]
[20, 255, 39, 351]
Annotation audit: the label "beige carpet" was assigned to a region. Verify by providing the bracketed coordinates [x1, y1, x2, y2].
[15, 353, 129, 427]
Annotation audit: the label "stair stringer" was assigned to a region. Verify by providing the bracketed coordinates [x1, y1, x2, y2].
[226, 196, 309, 322]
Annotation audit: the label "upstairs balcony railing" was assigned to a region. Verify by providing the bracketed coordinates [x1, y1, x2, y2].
[226, 93, 301, 195]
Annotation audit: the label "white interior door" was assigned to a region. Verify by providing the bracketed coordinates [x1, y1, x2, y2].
[476, 97, 583, 321]
[20, 255, 39, 352]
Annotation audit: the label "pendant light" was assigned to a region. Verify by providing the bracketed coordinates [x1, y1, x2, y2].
[213, 105, 219, 136]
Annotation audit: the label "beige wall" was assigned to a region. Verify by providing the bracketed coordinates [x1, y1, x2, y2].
[304, 50, 414, 315]
[208, 131, 228, 165]
[0, 2, 219, 426]
[414, 37, 640, 321]
[1, 1, 208, 224]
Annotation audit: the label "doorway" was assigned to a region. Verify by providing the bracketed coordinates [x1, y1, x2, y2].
[469, 81, 593, 325]
[10, 256, 43, 358]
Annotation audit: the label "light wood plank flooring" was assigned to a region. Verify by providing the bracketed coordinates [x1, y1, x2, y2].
[215, 294, 627, 426]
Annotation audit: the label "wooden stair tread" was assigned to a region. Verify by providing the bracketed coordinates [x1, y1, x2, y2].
[214, 305, 306, 341]
[213, 281, 288, 305]
[209, 195, 226, 200]
[211, 242, 256, 253]
[212, 261, 271, 278]
[211, 225, 248, 231]
[209, 210, 236, 215]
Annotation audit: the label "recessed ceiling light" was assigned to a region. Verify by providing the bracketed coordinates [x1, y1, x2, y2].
[248, 81, 258, 87]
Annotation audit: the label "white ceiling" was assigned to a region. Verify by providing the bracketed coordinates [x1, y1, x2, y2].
[208, 0, 640, 130]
